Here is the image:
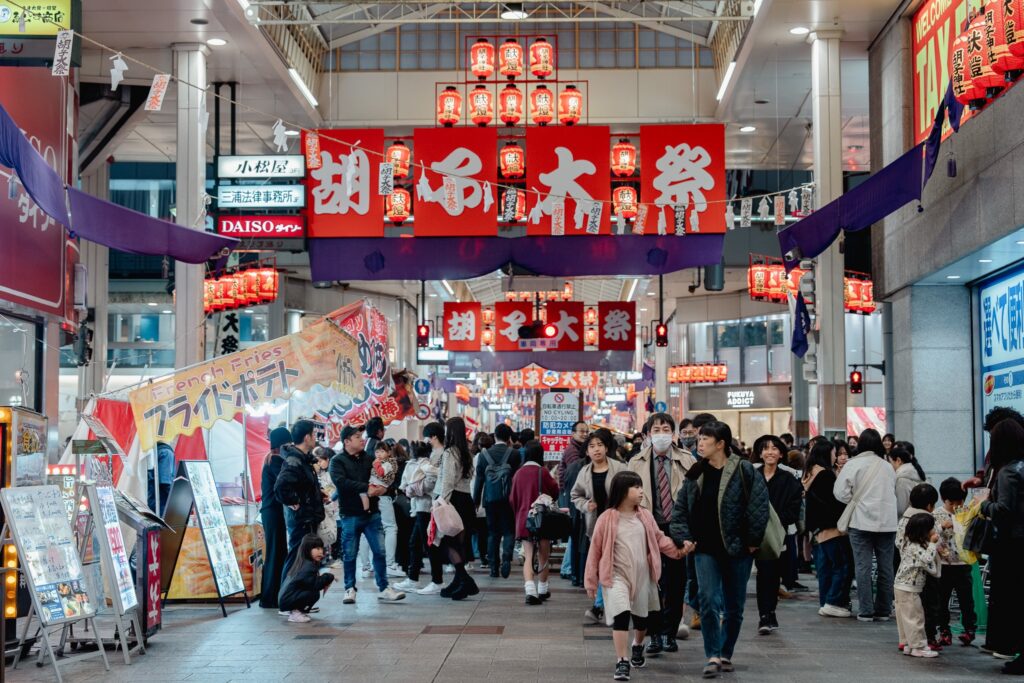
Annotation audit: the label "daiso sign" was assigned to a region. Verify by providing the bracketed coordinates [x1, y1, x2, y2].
[216, 215, 305, 237]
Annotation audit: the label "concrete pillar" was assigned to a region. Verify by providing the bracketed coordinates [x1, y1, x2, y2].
[811, 31, 847, 436]
[791, 355, 809, 438]
[77, 165, 110, 404]
[267, 291, 286, 341]
[172, 44, 209, 369]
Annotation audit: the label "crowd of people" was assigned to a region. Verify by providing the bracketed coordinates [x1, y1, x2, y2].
[255, 407, 1024, 680]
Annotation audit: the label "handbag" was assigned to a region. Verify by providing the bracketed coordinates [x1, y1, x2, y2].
[525, 466, 572, 541]
[317, 517, 337, 546]
[737, 463, 784, 561]
[837, 457, 885, 533]
[431, 497, 464, 538]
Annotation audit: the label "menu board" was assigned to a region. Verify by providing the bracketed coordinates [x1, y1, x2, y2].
[87, 484, 138, 614]
[183, 461, 245, 598]
[11, 410, 46, 487]
[0, 486, 97, 625]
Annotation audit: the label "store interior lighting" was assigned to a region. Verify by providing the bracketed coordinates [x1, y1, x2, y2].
[500, 3, 529, 20]
[288, 68, 318, 107]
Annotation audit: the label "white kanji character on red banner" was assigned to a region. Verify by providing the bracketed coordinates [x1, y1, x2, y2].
[448, 309, 477, 341]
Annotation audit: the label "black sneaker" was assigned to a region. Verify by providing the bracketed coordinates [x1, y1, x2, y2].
[614, 659, 631, 681]
[525, 594, 542, 605]
[630, 644, 647, 668]
[769, 612, 780, 630]
[440, 579, 461, 598]
[500, 559, 511, 578]
[788, 582, 810, 593]
[758, 614, 771, 635]
[664, 635, 679, 652]
[645, 634, 664, 655]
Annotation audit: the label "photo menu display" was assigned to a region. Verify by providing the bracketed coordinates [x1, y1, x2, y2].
[92, 485, 137, 612]
[183, 462, 244, 598]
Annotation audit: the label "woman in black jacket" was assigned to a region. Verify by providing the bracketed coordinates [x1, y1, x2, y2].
[279, 534, 335, 623]
[750, 435, 802, 634]
[803, 440, 852, 618]
[259, 427, 291, 609]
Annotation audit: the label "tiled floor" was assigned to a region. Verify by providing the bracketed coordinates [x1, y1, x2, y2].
[3, 566, 1009, 682]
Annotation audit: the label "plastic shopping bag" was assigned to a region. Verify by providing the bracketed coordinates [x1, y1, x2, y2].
[954, 499, 982, 564]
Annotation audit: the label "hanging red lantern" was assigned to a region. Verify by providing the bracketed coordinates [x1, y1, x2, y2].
[844, 277, 864, 312]
[611, 138, 637, 177]
[234, 271, 251, 307]
[499, 39, 524, 80]
[498, 84, 524, 125]
[613, 186, 638, 219]
[584, 307, 598, 325]
[436, 86, 462, 127]
[481, 328, 495, 346]
[482, 307, 495, 325]
[584, 328, 598, 346]
[748, 264, 769, 300]
[785, 267, 805, 297]
[990, 0, 1024, 79]
[968, 14, 1004, 97]
[514, 190, 526, 221]
[499, 142, 525, 179]
[1008, 0, 1024, 59]
[529, 37, 554, 79]
[258, 268, 279, 304]
[222, 275, 241, 310]
[386, 140, 411, 179]
[386, 188, 411, 224]
[244, 270, 261, 306]
[529, 85, 553, 125]
[951, 31, 983, 106]
[860, 280, 876, 314]
[558, 84, 583, 125]
[203, 279, 215, 314]
[470, 38, 495, 80]
[469, 85, 494, 126]
[766, 265, 787, 302]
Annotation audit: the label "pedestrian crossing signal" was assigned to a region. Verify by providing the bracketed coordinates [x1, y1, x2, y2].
[655, 323, 668, 347]
[417, 324, 430, 348]
[850, 370, 863, 394]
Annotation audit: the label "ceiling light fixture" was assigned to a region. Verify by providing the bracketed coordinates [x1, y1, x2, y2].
[625, 278, 639, 301]
[790, 26, 811, 35]
[500, 2, 528, 20]
[979, 258, 993, 263]
[716, 61, 736, 101]
[740, 125, 756, 133]
[147, 302, 158, 307]
[161, 310, 172, 314]
[206, 37, 227, 47]
[288, 68, 318, 107]
[441, 280, 455, 296]
[946, 275, 962, 280]
[284, 129, 300, 137]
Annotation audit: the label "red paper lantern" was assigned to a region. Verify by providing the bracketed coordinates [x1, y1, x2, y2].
[529, 85, 553, 125]
[436, 86, 462, 127]
[766, 265, 787, 302]
[470, 38, 495, 80]
[613, 186, 638, 219]
[499, 39, 524, 80]
[1008, 0, 1024, 59]
[234, 271, 251, 307]
[499, 142, 525, 179]
[990, 0, 1024, 78]
[529, 37, 554, 79]
[203, 279, 215, 314]
[584, 328, 598, 346]
[482, 328, 495, 346]
[386, 140, 411, 179]
[951, 31, 984, 106]
[860, 280, 876, 314]
[244, 270, 261, 306]
[611, 138, 637, 177]
[748, 264, 770, 300]
[584, 307, 598, 325]
[469, 85, 494, 126]
[221, 275, 240, 310]
[968, 14, 1004, 95]
[386, 188, 411, 224]
[558, 84, 583, 125]
[514, 190, 526, 221]
[499, 84, 524, 125]
[843, 277, 863, 312]
[257, 268, 279, 304]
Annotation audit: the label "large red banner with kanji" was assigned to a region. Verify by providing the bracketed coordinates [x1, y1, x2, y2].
[443, 302, 482, 351]
[545, 301, 584, 351]
[305, 128, 385, 237]
[525, 125, 611, 235]
[413, 127, 497, 236]
[640, 124, 726, 234]
[598, 301, 635, 351]
[494, 301, 532, 351]
[504, 364, 599, 390]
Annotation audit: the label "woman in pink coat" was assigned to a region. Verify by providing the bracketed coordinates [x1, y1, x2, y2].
[509, 439, 560, 605]
[585, 470, 688, 681]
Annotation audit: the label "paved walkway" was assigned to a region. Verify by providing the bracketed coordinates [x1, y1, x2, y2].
[4, 566, 1008, 682]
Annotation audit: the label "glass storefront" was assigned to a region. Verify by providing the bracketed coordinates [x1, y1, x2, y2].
[0, 314, 41, 410]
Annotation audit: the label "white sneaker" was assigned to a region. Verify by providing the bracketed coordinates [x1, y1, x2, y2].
[288, 610, 311, 623]
[676, 623, 690, 639]
[416, 582, 444, 595]
[386, 564, 405, 577]
[909, 648, 939, 658]
[820, 604, 853, 618]
[465, 562, 476, 571]
[277, 610, 290, 617]
[342, 587, 357, 604]
[378, 586, 406, 602]
[394, 578, 420, 591]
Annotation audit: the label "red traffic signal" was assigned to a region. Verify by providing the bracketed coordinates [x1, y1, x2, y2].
[655, 323, 668, 348]
[849, 370, 863, 394]
[417, 323, 430, 348]
[543, 323, 557, 338]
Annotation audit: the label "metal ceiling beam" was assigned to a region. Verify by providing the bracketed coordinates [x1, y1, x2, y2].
[327, 3, 451, 48]
[651, 1, 716, 20]
[589, 2, 708, 45]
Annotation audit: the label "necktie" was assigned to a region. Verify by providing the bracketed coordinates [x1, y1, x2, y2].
[657, 455, 672, 518]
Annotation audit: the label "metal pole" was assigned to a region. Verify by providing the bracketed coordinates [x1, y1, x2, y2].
[229, 82, 237, 155]
[213, 82, 221, 156]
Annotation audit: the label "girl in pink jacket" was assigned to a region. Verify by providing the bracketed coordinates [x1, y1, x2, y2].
[585, 470, 688, 681]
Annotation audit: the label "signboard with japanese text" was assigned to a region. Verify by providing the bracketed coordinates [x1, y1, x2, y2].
[128, 318, 361, 451]
[327, 301, 401, 425]
[545, 301, 584, 351]
[143, 528, 161, 633]
[0, 1, 76, 37]
[183, 461, 245, 598]
[526, 125, 611, 235]
[640, 124, 726, 234]
[504, 364, 599, 391]
[598, 301, 635, 351]
[304, 128, 385, 238]
[216, 215, 305, 238]
[216, 155, 305, 179]
[413, 127, 497, 236]
[539, 391, 580, 461]
[912, 0, 973, 145]
[85, 484, 138, 614]
[443, 302, 482, 352]
[980, 266, 1024, 441]
[494, 301, 533, 351]
[217, 185, 304, 209]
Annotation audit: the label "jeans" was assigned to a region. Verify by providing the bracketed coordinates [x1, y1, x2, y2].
[484, 501, 515, 569]
[378, 495, 398, 567]
[561, 536, 575, 577]
[340, 513, 389, 591]
[282, 507, 316, 581]
[815, 536, 852, 608]
[848, 528, 895, 619]
[694, 553, 754, 660]
[685, 553, 700, 610]
[754, 558, 781, 616]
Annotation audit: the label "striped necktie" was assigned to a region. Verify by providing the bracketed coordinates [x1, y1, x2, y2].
[657, 455, 672, 518]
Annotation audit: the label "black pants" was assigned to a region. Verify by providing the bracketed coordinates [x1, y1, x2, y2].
[279, 587, 320, 613]
[649, 521, 686, 637]
[755, 558, 781, 616]
[922, 574, 941, 642]
[612, 611, 649, 632]
[938, 564, 976, 632]
[473, 512, 489, 563]
[484, 501, 515, 568]
[409, 511, 444, 584]
[987, 540, 1024, 655]
[441, 491, 476, 566]
[259, 507, 287, 608]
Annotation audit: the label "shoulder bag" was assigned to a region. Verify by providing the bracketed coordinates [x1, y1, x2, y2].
[525, 466, 572, 541]
[738, 462, 784, 561]
[836, 457, 884, 533]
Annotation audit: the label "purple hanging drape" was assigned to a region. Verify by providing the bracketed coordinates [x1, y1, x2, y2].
[448, 350, 636, 372]
[0, 102, 69, 228]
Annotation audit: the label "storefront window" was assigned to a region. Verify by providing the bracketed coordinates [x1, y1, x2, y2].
[0, 315, 40, 410]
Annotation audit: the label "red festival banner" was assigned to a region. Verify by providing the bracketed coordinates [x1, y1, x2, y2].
[443, 302, 482, 351]
[598, 301, 636, 351]
[304, 129, 385, 237]
[912, 0, 972, 145]
[413, 127, 498, 236]
[640, 124, 726, 234]
[545, 301, 584, 351]
[504, 364, 599, 390]
[494, 301, 532, 351]
[525, 125, 611, 235]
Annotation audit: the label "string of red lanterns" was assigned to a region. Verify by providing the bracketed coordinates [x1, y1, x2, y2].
[203, 268, 279, 315]
[747, 261, 875, 314]
[951, 4, 1024, 110]
[668, 364, 729, 384]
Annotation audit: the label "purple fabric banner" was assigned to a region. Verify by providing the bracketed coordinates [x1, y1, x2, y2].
[309, 234, 725, 281]
[0, 103, 69, 228]
[448, 350, 635, 372]
[67, 188, 237, 264]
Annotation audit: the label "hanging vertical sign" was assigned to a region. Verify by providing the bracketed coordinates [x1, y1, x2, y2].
[144, 74, 171, 112]
[598, 301, 635, 351]
[545, 301, 584, 351]
[526, 125, 611, 235]
[443, 301, 483, 351]
[640, 124, 726, 234]
[539, 391, 580, 461]
[50, 29, 73, 76]
[774, 195, 786, 226]
[413, 127, 497, 236]
[304, 128, 385, 237]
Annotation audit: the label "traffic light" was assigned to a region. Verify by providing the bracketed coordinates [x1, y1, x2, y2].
[849, 370, 863, 394]
[74, 322, 94, 367]
[655, 322, 668, 347]
[519, 320, 558, 339]
[416, 323, 430, 348]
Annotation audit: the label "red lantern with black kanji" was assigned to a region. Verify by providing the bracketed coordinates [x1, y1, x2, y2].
[611, 138, 637, 177]
[951, 31, 983, 106]
[386, 140, 411, 179]
[223, 275, 241, 309]
[558, 84, 583, 125]
[530, 85, 553, 125]
[499, 84, 524, 125]
[529, 37, 554, 79]
[613, 186, 638, 219]
[514, 190, 526, 221]
[470, 38, 495, 80]
[766, 265, 787, 302]
[244, 269, 261, 306]
[436, 86, 462, 127]
[1008, 0, 1024, 59]
[234, 271, 251, 307]
[469, 85, 494, 126]
[386, 188, 411, 224]
[203, 278, 215, 314]
[990, 0, 1024, 78]
[499, 39, 524, 80]
[499, 142, 525, 179]
[258, 268, 279, 304]
[969, 14, 1004, 95]
[748, 264, 770, 300]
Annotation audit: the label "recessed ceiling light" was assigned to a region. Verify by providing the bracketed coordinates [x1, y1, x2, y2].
[284, 129, 300, 137]
[190, 18, 209, 25]
[979, 259, 993, 263]
[428, 293, 438, 297]
[740, 125, 756, 133]
[147, 302, 158, 306]
[500, 2, 528, 20]
[646, 291, 656, 296]
[639, 307, 648, 312]
[1017, 241, 1024, 245]
[790, 26, 811, 35]
[206, 37, 227, 46]
[946, 275, 962, 280]
[244, 309, 254, 313]
[161, 310, 172, 314]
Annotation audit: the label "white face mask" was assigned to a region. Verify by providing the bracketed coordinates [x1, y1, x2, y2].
[651, 434, 673, 453]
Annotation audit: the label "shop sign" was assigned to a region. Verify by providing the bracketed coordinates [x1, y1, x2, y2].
[912, 0, 973, 145]
[980, 267, 1024, 369]
[0, 1, 75, 37]
[216, 215, 305, 238]
[668, 363, 729, 384]
[539, 391, 579, 461]
[217, 185, 304, 209]
[216, 155, 305, 179]
[687, 384, 789, 411]
[144, 529, 161, 631]
[503, 364, 598, 390]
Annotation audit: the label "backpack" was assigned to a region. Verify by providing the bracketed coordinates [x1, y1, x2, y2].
[481, 447, 512, 504]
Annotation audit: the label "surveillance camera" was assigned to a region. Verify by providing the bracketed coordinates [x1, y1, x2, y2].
[784, 249, 800, 261]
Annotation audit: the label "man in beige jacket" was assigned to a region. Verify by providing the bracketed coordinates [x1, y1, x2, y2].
[628, 412, 696, 655]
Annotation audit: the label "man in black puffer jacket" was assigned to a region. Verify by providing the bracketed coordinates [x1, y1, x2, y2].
[275, 420, 326, 582]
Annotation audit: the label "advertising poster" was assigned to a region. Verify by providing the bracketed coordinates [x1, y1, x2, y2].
[183, 461, 245, 598]
[12, 409, 46, 487]
[90, 485, 137, 613]
[167, 524, 263, 601]
[980, 266, 1024, 454]
[912, 0, 973, 145]
[539, 391, 580, 462]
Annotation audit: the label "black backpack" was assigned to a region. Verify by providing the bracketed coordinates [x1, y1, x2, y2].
[481, 447, 512, 504]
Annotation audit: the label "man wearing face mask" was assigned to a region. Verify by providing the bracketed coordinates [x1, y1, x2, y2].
[628, 412, 696, 656]
[679, 419, 698, 456]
